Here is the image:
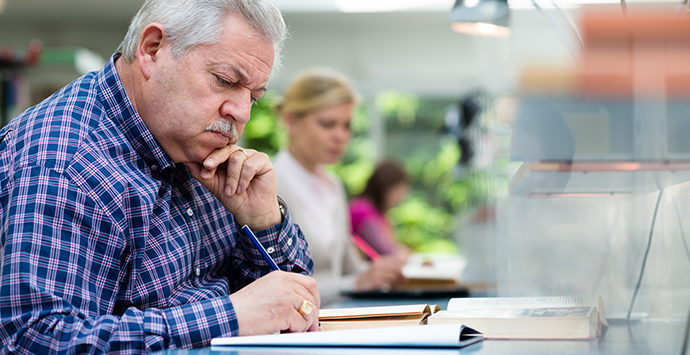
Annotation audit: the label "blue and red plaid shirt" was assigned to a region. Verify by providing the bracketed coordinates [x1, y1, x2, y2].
[0, 54, 313, 354]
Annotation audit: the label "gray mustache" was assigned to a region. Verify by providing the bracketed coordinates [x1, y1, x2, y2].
[206, 121, 238, 141]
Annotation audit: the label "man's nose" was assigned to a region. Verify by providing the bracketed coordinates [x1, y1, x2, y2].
[220, 90, 252, 124]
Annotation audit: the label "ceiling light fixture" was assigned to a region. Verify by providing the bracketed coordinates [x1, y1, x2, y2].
[449, 0, 511, 37]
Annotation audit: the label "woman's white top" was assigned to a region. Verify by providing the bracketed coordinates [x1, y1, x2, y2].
[273, 150, 365, 305]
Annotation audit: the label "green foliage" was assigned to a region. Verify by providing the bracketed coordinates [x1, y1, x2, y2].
[379, 95, 482, 254]
[243, 90, 489, 253]
[329, 105, 375, 195]
[389, 197, 458, 253]
[243, 91, 286, 157]
[377, 91, 419, 129]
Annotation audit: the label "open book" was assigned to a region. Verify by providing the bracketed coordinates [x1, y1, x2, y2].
[211, 323, 483, 348]
[319, 304, 441, 331]
[427, 296, 608, 339]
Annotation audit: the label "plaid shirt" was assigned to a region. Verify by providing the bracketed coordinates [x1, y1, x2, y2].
[0, 54, 313, 354]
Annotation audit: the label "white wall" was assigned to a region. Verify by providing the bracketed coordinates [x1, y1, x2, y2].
[0, 1, 577, 101]
[277, 10, 577, 97]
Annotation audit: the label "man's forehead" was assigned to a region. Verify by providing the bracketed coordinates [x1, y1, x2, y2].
[217, 14, 275, 79]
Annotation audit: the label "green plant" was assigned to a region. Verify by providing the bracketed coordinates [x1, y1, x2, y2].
[243, 90, 493, 254]
[242, 91, 286, 158]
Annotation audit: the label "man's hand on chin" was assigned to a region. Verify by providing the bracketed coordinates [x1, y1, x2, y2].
[185, 145, 282, 230]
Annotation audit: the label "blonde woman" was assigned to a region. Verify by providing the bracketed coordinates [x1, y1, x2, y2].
[273, 68, 404, 305]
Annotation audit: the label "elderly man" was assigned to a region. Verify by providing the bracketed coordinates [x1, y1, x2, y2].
[0, 0, 319, 353]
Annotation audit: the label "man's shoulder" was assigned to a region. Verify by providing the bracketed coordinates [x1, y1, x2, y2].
[6, 71, 114, 169]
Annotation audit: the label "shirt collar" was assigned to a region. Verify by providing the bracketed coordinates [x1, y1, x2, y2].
[96, 53, 175, 175]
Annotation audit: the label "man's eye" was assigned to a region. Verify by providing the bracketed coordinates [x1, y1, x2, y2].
[216, 75, 233, 86]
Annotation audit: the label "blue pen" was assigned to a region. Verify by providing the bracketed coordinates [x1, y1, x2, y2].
[241, 225, 280, 271]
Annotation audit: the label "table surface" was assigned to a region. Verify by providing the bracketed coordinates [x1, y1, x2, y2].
[157, 317, 689, 355]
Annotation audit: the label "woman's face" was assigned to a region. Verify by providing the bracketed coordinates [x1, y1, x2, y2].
[288, 102, 354, 168]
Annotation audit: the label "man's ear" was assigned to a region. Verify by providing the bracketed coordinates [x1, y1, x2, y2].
[136, 23, 166, 80]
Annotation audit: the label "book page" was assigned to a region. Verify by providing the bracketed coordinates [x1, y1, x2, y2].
[319, 304, 432, 320]
[433, 307, 594, 319]
[320, 316, 428, 331]
[448, 296, 601, 311]
[211, 323, 481, 348]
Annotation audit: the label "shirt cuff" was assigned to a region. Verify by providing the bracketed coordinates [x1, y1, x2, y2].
[162, 295, 239, 348]
[253, 210, 313, 275]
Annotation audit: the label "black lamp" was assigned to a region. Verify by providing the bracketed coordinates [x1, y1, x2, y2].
[449, 0, 511, 37]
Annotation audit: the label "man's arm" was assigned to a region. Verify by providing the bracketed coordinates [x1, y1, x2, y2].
[0, 166, 243, 352]
[186, 146, 321, 336]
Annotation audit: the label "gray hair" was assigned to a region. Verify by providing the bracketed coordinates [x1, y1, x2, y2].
[117, 0, 287, 71]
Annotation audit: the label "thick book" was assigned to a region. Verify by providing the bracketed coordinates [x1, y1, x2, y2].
[210, 323, 483, 348]
[427, 296, 608, 339]
[318, 304, 441, 331]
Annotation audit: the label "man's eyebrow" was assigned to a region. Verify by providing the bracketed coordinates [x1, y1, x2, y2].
[228, 67, 249, 84]
[225, 66, 268, 92]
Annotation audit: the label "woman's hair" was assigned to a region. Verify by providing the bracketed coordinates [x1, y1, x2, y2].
[118, 0, 287, 70]
[275, 68, 358, 118]
[361, 160, 409, 213]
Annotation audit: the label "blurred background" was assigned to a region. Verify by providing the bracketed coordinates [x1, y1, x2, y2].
[2, 0, 690, 319]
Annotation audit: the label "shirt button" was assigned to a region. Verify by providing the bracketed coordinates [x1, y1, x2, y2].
[186, 208, 194, 217]
[196, 268, 201, 276]
[266, 246, 275, 254]
[287, 238, 293, 246]
[151, 164, 159, 171]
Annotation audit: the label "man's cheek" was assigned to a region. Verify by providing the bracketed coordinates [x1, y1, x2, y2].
[236, 124, 246, 137]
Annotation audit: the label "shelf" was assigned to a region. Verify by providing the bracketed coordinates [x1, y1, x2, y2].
[510, 161, 690, 195]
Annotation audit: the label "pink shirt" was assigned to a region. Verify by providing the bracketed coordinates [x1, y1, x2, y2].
[349, 197, 398, 256]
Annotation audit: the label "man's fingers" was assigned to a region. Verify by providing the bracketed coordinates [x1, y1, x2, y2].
[276, 278, 319, 333]
[224, 148, 251, 195]
[201, 145, 235, 176]
[288, 299, 319, 333]
[200, 164, 218, 180]
[308, 317, 321, 332]
[233, 152, 255, 195]
[235, 151, 273, 195]
[284, 275, 320, 333]
[283, 310, 313, 333]
[283, 272, 321, 309]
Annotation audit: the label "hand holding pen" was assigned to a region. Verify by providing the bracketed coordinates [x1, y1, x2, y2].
[228, 225, 321, 335]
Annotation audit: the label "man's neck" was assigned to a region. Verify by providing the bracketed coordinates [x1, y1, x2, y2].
[114, 55, 140, 114]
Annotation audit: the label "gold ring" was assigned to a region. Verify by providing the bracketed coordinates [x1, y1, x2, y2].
[298, 300, 314, 316]
[235, 148, 249, 159]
